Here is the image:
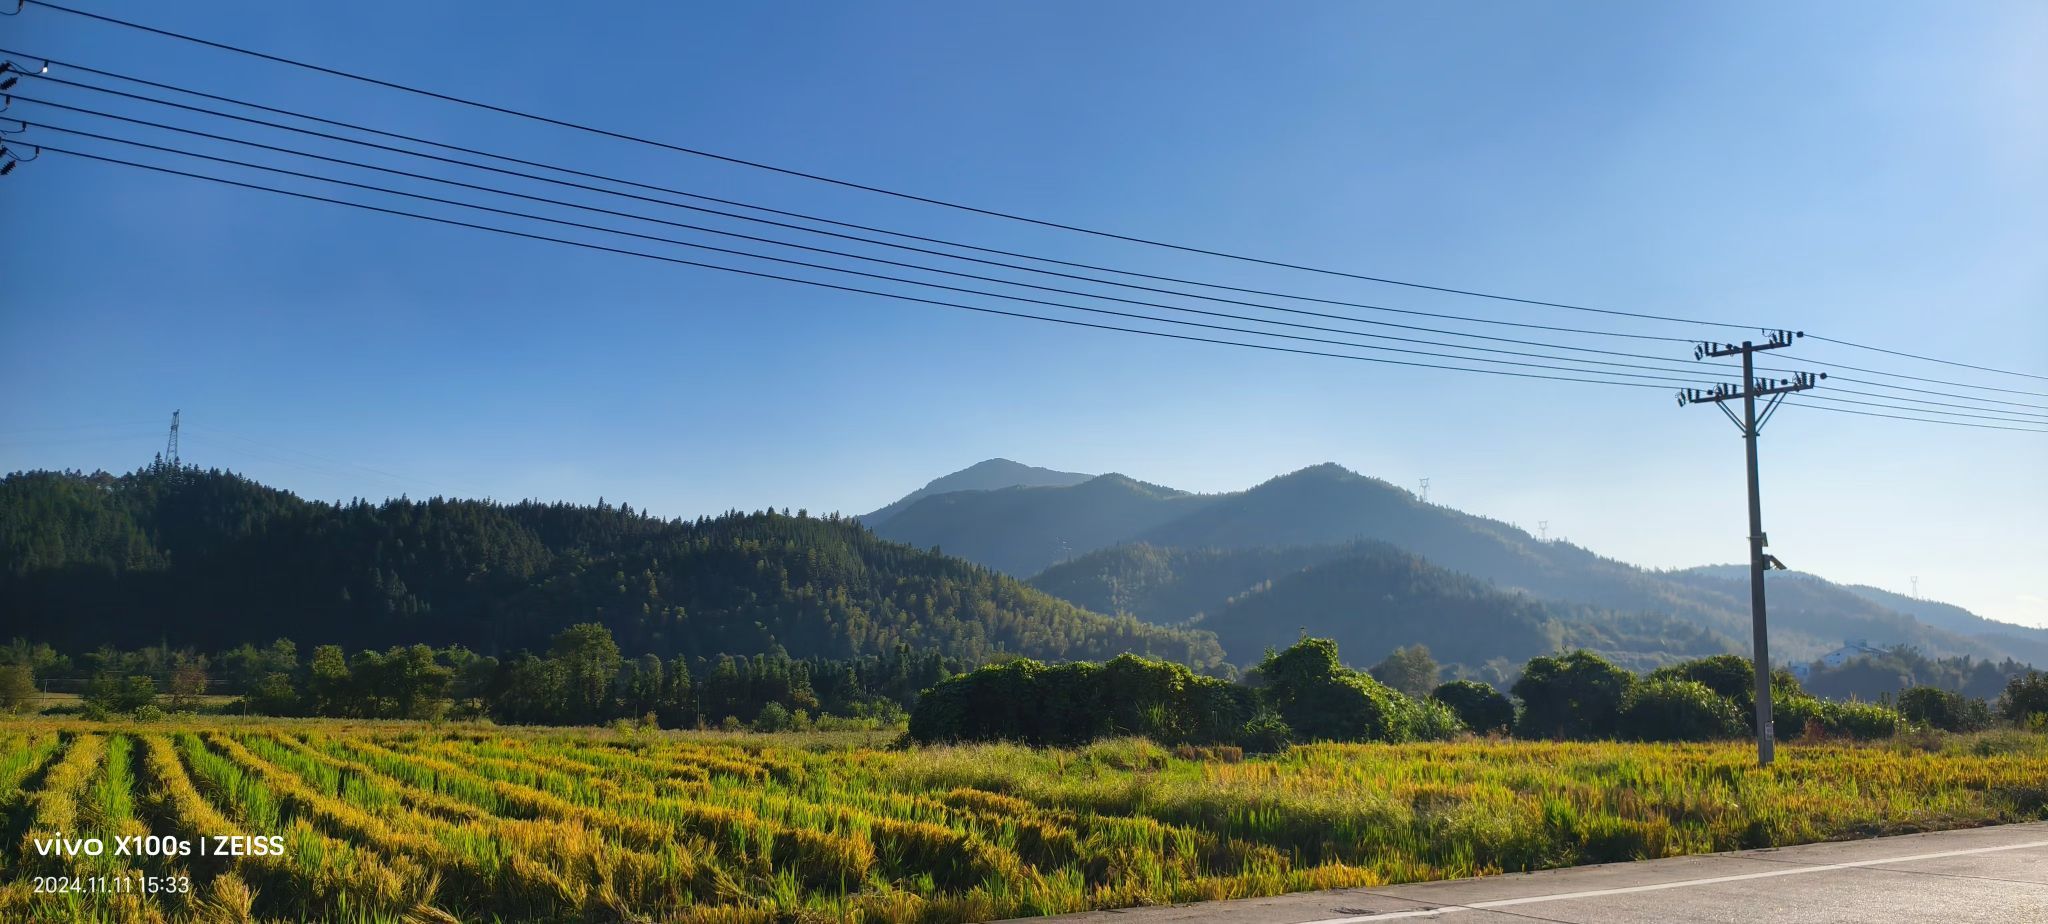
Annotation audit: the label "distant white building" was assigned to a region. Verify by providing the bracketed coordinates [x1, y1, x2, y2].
[1789, 639, 1889, 679]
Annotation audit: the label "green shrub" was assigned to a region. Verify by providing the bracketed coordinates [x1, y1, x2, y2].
[1236, 708, 1294, 753]
[1618, 679, 1746, 742]
[1650, 655, 1801, 704]
[1257, 638, 1431, 743]
[1828, 700, 1902, 740]
[1776, 694, 1902, 741]
[85, 673, 157, 713]
[909, 653, 1257, 746]
[1898, 686, 1992, 733]
[0, 663, 34, 714]
[1432, 680, 1514, 733]
[1393, 694, 1468, 741]
[1512, 650, 1633, 740]
[1998, 672, 2048, 728]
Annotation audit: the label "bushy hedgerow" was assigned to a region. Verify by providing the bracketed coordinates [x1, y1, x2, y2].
[1772, 693, 1902, 741]
[1511, 650, 1633, 740]
[1898, 686, 1992, 733]
[907, 653, 1254, 746]
[909, 638, 1459, 747]
[1431, 680, 1515, 734]
[1618, 679, 1747, 742]
[1256, 638, 1463, 744]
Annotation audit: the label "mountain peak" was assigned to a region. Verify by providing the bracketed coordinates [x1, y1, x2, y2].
[860, 458, 1093, 526]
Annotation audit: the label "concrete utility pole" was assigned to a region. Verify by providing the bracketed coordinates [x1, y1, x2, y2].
[1677, 330, 1823, 767]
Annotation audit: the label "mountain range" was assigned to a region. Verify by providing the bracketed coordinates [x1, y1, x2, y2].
[867, 460, 2045, 668]
[3, 458, 2035, 679]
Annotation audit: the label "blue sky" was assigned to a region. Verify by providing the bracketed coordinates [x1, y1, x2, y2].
[3, 2, 2044, 626]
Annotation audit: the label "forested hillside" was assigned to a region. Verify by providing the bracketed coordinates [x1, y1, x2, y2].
[875, 461, 2036, 665]
[0, 466, 1222, 666]
[1035, 542, 1735, 673]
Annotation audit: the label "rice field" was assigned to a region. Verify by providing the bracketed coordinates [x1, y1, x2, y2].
[0, 719, 2044, 923]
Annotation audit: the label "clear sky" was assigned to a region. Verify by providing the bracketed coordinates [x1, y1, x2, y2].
[3, 2, 2044, 626]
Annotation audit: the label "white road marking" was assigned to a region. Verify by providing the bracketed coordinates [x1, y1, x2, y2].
[1296, 839, 2048, 922]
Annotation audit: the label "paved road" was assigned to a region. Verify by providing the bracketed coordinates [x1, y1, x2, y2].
[1020, 822, 2048, 923]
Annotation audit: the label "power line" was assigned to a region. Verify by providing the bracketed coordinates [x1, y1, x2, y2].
[1799, 393, 2048, 425]
[14, 1, 1789, 334]
[4, 59, 1723, 349]
[1781, 400, 2048, 433]
[20, 59, 2032, 405]
[39, 137, 2037, 435]
[13, 105, 1759, 387]
[1804, 335, 2048, 383]
[1773, 353, 2048, 399]
[34, 142, 1704, 393]
[26, 126, 1750, 388]
[1816, 387, 2048, 419]
[1825, 376, 2048, 412]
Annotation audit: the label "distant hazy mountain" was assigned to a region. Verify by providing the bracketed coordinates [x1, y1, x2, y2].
[872, 473, 1213, 576]
[860, 458, 1092, 527]
[1032, 542, 1735, 671]
[1840, 583, 2048, 643]
[881, 461, 2041, 666]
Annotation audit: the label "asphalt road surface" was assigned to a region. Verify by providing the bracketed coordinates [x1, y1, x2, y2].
[1019, 821, 2048, 923]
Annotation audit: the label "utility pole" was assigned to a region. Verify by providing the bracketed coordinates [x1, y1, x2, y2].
[1677, 330, 1823, 768]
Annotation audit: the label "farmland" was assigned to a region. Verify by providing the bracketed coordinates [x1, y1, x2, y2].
[1, 720, 2045, 923]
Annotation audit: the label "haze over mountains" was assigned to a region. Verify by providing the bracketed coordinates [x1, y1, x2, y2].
[867, 460, 2047, 669]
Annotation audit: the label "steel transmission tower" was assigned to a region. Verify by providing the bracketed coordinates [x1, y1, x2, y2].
[1677, 330, 1823, 767]
[165, 409, 181, 466]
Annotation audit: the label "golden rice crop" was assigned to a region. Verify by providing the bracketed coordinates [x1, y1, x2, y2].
[0, 717, 2042, 923]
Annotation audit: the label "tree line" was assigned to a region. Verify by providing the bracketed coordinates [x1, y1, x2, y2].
[908, 639, 2048, 749]
[0, 627, 961, 730]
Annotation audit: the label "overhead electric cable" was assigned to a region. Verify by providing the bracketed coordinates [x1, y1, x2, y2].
[24, 127, 1738, 387]
[1782, 400, 2048, 433]
[27, 142, 1713, 392]
[15, 0, 1788, 333]
[1803, 335, 2048, 383]
[1797, 394, 2048, 425]
[13, 107, 1758, 385]
[39, 139, 2035, 435]
[1775, 353, 2048, 398]
[4, 60, 1718, 348]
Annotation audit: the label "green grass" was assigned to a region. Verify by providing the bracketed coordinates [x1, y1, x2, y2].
[0, 717, 2042, 922]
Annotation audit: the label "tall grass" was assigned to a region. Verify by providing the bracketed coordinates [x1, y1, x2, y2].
[0, 717, 2042, 923]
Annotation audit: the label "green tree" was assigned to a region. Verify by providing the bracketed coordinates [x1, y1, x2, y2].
[1369, 645, 1440, 699]
[1256, 637, 1450, 743]
[551, 623, 622, 723]
[0, 663, 35, 713]
[1898, 686, 1991, 733]
[307, 644, 353, 716]
[1512, 650, 1632, 740]
[168, 655, 209, 712]
[1998, 672, 2048, 728]
[1431, 679, 1513, 733]
[1617, 679, 1746, 742]
[84, 673, 157, 713]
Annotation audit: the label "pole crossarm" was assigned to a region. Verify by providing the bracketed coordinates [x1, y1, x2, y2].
[1676, 371, 1826, 408]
